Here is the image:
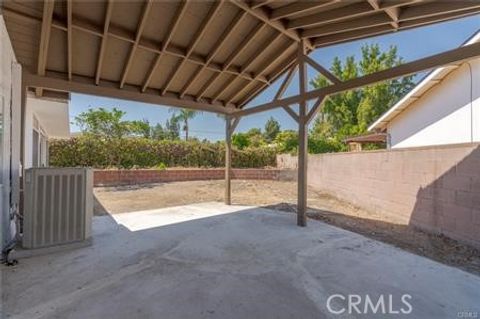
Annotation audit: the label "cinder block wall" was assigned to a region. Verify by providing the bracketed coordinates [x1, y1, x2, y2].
[94, 168, 296, 187]
[277, 144, 480, 248]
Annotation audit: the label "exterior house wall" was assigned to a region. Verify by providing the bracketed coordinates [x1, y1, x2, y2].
[0, 15, 20, 252]
[24, 96, 70, 169]
[387, 60, 480, 148]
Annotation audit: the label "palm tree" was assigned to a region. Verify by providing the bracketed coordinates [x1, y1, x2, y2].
[169, 108, 201, 140]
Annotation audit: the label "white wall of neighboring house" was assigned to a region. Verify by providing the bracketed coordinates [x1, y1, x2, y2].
[24, 95, 70, 169]
[386, 59, 480, 149]
[0, 15, 21, 253]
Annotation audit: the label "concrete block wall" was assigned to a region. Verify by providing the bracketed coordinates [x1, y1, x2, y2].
[94, 168, 296, 187]
[277, 143, 480, 248]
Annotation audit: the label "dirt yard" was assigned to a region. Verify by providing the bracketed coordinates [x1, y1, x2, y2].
[94, 180, 480, 275]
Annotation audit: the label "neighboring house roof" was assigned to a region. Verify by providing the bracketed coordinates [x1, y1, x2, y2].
[344, 132, 387, 144]
[368, 29, 480, 132]
[27, 93, 71, 138]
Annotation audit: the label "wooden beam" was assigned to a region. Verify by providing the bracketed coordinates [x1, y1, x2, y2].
[142, 0, 188, 92]
[95, 0, 114, 85]
[24, 72, 235, 115]
[180, 11, 247, 98]
[4, 6, 267, 89]
[225, 117, 233, 205]
[36, 0, 55, 96]
[274, 63, 297, 100]
[214, 32, 284, 103]
[237, 52, 297, 107]
[297, 40, 308, 227]
[233, 41, 480, 117]
[306, 96, 326, 123]
[400, 1, 480, 21]
[225, 40, 295, 104]
[161, 1, 223, 95]
[229, 0, 314, 49]
[302, 12, 392, 38]
[288, 2, 373, 30]
[251, 0, 275, 9]
[270, 1, 339, 21]
[119, 0, 153, 88]
[282, 105, 299, 122]
[196, 22, 267, 101]
[67, 0, 73, 80]
[303, 55, 340, 85]
[313, 24, 393, 47]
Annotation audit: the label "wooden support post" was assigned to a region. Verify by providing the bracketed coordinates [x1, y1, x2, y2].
[225, 117, 233, 205]
[225, 116, 240, 205]
[297, 41, 308, 227]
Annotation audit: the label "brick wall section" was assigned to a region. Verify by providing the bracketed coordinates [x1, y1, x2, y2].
[94, 168, 295, 187]
[277, 143, 480, 248]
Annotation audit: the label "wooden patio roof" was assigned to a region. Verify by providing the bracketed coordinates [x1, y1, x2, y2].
[3, 0, 480, 114]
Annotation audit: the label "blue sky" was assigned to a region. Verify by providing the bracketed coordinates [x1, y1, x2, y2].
[70, 15, 480, 140]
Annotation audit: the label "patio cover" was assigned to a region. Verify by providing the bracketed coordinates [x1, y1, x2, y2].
[3, 0, 480, 226]
[3, 0, 480, 113]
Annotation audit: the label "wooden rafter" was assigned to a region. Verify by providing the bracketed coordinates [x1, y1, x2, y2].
[119, 0, 153, 89]
[195, 22, 267, 101]
[142, 0, 188, 92]
[302, 12, 392, 38]
[161, 1, 223, 96]
[237, 52, 297, 107]
[270, 1, 339, 21]
[288, 2, 374, 30]
[67, 0, 73, 80]
[250, 0, 275, 9]
[226, 40, 295, 104]
[313, 5, 480, 48]
[213, 32, 283, 103]
[179, 10, 247, 98]
[36, 0, 55, 96]
[95, 0, 113, 85]
[229, 0, 313, 49]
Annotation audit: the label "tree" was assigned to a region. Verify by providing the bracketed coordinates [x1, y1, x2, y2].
[245, 128, 265, 147]
[169, 108, 201, 140]
[165, 114, 181, 140]
[310, 44, 415, 141]
[264, 117, 280, 143]
[150, 123, 167, 140]
[232, 132, 250, 149]
[274, 130, 298, 153]
[75, 107, 150, 139]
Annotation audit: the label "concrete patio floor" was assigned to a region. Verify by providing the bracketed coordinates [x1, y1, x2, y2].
[2, 203, 479, 319]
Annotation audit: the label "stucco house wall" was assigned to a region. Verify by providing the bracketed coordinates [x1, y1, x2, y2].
[387, 59, 480, 149]
[0, 15, 21, 252]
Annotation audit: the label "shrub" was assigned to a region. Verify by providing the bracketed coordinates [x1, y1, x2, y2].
[49, 136, 277, 169]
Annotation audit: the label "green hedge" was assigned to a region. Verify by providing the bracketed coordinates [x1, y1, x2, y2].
[49, 137, 277, 169]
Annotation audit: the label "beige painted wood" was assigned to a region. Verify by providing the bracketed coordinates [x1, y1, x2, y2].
[180, 11, 247, 98]
[36, 0, 55, 96]
[297, 41, 308, 227]
[225, 117, 232, 205]
[161, 1, 223, 95]
[67, 0, 73, 80]
[119, 0, 153, 89]
[270, 1, 338, 21]
[142, 1, 189, 92]
[24, 72, 234, 115]
[95, 0, 114, 85]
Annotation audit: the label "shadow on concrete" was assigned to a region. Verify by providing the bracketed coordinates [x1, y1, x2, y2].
[262, 202, 480, 276]
[4, 203, 480, 319]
